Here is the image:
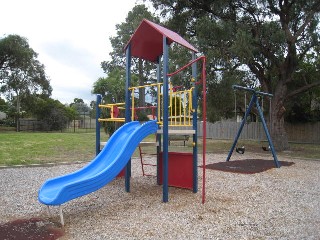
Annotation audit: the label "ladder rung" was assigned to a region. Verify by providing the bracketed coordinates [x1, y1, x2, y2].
[144, 174, 156, 177]
[142, 163, 157, 167]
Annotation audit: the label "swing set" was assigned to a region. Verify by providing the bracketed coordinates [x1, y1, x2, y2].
[227, 85, 281, 168]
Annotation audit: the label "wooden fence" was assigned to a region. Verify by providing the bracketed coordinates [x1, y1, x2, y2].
[196, 121, 320, 144]
[285, 122, 320, 144]
[19, 117, 320, 143]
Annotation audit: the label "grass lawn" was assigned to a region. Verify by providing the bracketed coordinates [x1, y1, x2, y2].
[0, 131, 319, 166]
[0, 131, 106, 166]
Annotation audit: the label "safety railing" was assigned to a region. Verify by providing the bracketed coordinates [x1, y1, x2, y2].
[168, 86, 194, 126]
[98, 82, 194, 127]
[98, 102, 125, 122]
[128, 82, 162, 124]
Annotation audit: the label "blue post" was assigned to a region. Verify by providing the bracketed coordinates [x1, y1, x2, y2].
[226, 94, 256, 161]
[255, 97, 281, 168]
[125, 44, 132, 192]
[162, 36, 169, 202]
[191, 52, 198, 193]
[156, 56, 162, 185]
[95, 94, 102, 156]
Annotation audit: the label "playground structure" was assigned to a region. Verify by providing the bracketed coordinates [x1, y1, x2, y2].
[226, 85, 280, 168]
[97, 19, 207, 203]
[38, 19, 207, 225]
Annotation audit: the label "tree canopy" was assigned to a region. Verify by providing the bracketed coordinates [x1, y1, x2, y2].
[92, 68, 127, 103]
[150, 0, 320, 150]
[0, 34, 52, 130]
[101, 5, 159, 108]
[101, 5, 158, 74]
[0, 35, 51, 97]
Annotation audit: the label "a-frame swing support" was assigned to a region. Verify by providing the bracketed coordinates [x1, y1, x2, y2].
[226, 85, 281, 168]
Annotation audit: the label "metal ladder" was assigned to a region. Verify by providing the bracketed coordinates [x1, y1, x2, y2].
[138, 142, 158, 176]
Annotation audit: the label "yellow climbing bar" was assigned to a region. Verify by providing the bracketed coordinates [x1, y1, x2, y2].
[98, 118, 125, 122]
[98, 103, 125, 122]
[99, 82, 194, 126]
[128, 82, 161, 90]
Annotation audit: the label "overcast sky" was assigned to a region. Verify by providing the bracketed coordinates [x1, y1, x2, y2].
[0, 0, 138, 105]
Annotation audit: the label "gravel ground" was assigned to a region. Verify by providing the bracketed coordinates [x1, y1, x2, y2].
[0, 153, 319, 239]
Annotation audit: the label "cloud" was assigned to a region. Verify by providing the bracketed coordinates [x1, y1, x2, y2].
[41, 40, 102, 79]
[0, 0, 137, 105]
[39, 54, 101, 104]
[53, 84, 95, 105]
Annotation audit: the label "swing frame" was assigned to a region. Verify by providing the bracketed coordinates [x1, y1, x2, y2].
[227, 85, 281, 168]
[233, 88, 247, 154]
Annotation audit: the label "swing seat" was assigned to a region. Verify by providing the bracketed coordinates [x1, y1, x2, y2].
[236, 146, 245, 154]
[262, 146, 270, 151]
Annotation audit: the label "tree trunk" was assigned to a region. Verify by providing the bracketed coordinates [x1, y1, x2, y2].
[270, 84, 290, 151]
[16, 94, 21, 132]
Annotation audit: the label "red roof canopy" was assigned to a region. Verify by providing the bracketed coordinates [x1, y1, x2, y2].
[125, 19, 198, 62]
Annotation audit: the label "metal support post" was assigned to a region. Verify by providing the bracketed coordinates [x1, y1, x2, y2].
[59, 205, 64, 226]
[156, 56, 162, 185]
[255, 97, 281, 168]
[162, 36, 169, 202]
[125, 44, 132, 192]
[191, 52, 198, 193]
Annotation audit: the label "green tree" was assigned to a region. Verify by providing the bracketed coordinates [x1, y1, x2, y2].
[70, 98, 90, 115]
[207, 70, 246, 122]
[69, 98, 91, 130]
[0, 35, 34, 73]
[92, 69, 131, 136]
[101, 4, 159, 108]
[0, 34, 52, 131]
[72, 98, 84, 104]
[151, 0, 320, 150]
[0, 97, 6, 112]
[286, 52, 320, 122]
[92, 68, 127, 103]
[29, 97, 73, 131]
[89, 100, 97, 119]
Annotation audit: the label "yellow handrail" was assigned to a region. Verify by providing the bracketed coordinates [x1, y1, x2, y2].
[131, 89, 135, 121]
[99, 82, 194, 126]
[128, 82, 160, 90]
[98, 118, 125, 122]
[98, 103, 125, 122]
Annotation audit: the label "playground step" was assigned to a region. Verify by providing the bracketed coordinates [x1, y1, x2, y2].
[157, 129, 195, 135]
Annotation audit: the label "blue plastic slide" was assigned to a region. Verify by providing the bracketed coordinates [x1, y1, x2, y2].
[38, 120, 158, 206]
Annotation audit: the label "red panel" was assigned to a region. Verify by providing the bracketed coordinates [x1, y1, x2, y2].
[117, 168, 125, 178]
[159, 152, 193, 190]
[125, 19, 198, 62]
[145, 19, 198, 52]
